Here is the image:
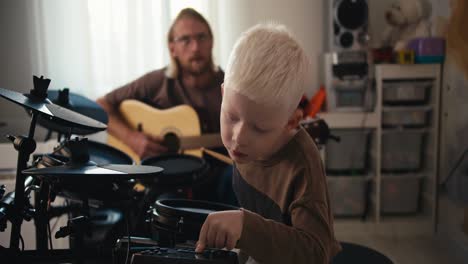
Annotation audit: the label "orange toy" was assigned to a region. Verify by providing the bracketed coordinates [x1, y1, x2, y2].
[304, 85, 326, 118]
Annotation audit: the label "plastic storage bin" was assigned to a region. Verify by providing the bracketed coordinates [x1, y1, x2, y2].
[381, 130, 426, 172]
[407, 37, 445, 64]
[334, 82, 368, 109]
[327, 175, 369, 216]
[382, 80, 432, 105]
[380, 174, 422, 214]
[336, 88, 365, 108]
[382, 107, 431, 128]
[326, 129, 371, 173]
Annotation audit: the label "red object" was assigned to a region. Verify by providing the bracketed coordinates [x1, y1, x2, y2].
[304, 85, 326, 118]
[372, 47, 394, 64]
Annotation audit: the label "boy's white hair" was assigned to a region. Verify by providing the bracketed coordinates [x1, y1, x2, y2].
[224, 23, 310, 115]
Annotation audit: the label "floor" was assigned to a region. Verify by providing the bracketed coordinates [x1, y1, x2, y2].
[336, 226, 464, 264]
[334, 194, 468, 264]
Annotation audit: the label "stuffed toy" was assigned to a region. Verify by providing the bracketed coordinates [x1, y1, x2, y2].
[381, 0, 432, 50]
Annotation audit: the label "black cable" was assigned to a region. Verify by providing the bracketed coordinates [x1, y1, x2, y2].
[50, 214, 61, 234]
[65, 199, 71, 219]
[125, 211, 131, 264]
[50, 199, 69, 235]
[443, 147, 468, 185]
[48, 222, 53, 250]
[47, 184, 53, 250]
[19, 234, 25, 251]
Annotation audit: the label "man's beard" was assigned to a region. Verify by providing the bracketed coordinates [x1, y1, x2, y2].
[177, 57, 212, 77]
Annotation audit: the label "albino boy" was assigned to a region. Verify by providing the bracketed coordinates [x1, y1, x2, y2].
[196, 23, 341, 264]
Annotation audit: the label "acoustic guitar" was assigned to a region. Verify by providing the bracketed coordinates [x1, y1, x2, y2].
[107, 100, 223, 163]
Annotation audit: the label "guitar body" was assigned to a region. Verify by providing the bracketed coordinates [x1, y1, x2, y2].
[107, 100, 203, 163]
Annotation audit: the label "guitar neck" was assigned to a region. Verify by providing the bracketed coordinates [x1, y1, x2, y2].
[179, 134, 224, 150]
[202, 148, 233, 165]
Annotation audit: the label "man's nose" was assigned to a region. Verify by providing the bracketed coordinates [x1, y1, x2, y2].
[188, 38, 201, 51]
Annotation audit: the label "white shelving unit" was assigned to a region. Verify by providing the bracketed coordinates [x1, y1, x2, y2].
[376, 64, 441, 233]
[321, 64, 441, 233]
[319, 112, 379, 129]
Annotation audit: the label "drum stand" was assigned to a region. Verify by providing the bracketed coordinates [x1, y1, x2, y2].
[0, 137, 110, 263]
[0, 83, 97, 263]
[0, 122, 49, 260]
[0, 112, 72, 263]
[0, 79, 165, 263]
[5, 112, 39, 251]
[39, 138, 106, 264]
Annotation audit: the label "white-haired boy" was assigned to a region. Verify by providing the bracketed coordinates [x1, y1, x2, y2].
[196, 23, 341, 264]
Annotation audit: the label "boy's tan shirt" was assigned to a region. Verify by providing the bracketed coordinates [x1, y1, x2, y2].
[233, 127, 341, 264]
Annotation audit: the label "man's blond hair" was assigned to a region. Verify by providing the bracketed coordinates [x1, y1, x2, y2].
[224, 23, 310, 116]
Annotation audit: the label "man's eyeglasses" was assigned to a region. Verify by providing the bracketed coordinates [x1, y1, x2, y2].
[173, 33, 210, 47]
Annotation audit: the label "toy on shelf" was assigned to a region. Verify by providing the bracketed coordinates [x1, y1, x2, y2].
[407, 37, 446, 63]
[396, 49, 415, 64]
[381, 0, 432, 51]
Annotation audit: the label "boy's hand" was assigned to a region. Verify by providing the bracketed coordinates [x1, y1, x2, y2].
[195, 210, 244, 252]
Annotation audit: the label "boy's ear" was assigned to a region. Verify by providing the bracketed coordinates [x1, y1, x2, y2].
[286, 108, 303, 130]
[221, 83, 224, 96]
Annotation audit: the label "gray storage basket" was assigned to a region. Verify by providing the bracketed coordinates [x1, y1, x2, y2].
[335, 86, 366, 108]
[326, 129, 371, 173]
[382, 107, 432, 128]
[382, 80, 432, 105]
[380, 174, 422, 214]
[381, 129, 426, 172]
[327, 175, 369, 216]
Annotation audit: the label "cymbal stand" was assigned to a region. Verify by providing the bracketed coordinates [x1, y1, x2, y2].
[1, 76, 68, 258]
[7, 112, 38, 250]
[35, 128, 72, 252]
[34, 176, 51, 252]
[56, 211, 90, 264]
[0, 76, 109, 262]
[55, 137, 93, 264]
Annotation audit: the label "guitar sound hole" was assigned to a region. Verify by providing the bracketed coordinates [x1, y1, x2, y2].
[164, 133, 181, 154]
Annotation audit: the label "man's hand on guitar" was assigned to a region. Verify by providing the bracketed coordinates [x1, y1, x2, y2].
[130, 132, 168, 159]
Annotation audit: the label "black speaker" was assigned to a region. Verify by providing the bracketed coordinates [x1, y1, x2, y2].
[327, 0, 369, 51]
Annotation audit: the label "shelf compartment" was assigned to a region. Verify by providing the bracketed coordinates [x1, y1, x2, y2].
[382, 79, 433, 105]
[326, 129, 371, 173]
[327, 175, 371, 217]
[380, 174, 423, 214]
[381, 129, 427, 172]
[319, 112, 378, 128]
[382, 106, 432, 128]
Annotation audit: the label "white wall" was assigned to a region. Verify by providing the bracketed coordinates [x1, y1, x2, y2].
[0, 0, 451, 137]
[368, 0, 392, 47]
[217, 0, 324, 97]
[0, 0, 49, 142]
[436, 1, 468, 261]
[2, 0, 417, 111]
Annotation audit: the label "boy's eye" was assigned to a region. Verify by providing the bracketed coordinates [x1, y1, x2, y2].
[253, 126, 270, 133]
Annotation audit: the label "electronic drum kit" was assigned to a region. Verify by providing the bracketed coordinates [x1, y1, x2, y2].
[0, 76, 340, 264]
[0, 76, 239, 264]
